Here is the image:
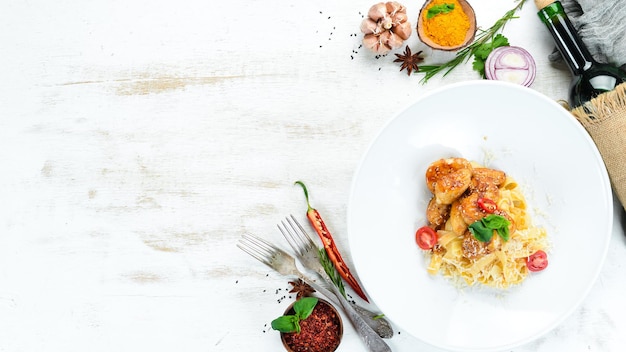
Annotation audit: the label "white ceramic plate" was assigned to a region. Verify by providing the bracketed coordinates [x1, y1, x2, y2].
[347, 81, 613, 351]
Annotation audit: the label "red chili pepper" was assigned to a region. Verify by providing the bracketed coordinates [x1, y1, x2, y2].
[295, 181, 369, 302]
[477, 197, 498, 213]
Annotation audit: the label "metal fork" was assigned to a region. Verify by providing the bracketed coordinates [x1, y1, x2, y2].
[278, 215, 394, 338]
[238, 232, 391, 338]
[278, 216, 393, 352]
[238, 233, 392, 352]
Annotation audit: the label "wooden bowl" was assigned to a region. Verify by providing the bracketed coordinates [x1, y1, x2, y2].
[280, 298, 343, 352]
[417, 0, 477, 51]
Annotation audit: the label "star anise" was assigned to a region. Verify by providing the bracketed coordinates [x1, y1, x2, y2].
[394, 45, 424, 76]
[288, 279, 316, 299]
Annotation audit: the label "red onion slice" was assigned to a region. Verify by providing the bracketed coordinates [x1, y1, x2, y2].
[485, 46, 536, 87]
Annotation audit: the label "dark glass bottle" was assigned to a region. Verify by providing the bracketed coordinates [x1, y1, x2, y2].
[537, 1, 626, 108]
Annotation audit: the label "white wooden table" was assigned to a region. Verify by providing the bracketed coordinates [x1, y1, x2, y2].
[1, 0, 625, 351]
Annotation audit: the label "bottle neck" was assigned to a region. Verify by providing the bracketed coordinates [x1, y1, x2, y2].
[538, 1, 596, 76]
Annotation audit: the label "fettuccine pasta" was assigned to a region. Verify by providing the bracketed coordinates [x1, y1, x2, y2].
[418, 158, 549, 288]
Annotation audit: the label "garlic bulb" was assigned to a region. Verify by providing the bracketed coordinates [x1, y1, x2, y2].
[361, 2, 412, 54]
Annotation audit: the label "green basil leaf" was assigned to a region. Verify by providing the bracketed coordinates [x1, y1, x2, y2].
[271, 315, 299, 333]
[497, 224, 510, 241]
[427, 3, 455, 19]
[293, 297, 318, 320]
[470, 214, 511, 242]
[482, 214, 509, 229]
[468, 221, 493, 242]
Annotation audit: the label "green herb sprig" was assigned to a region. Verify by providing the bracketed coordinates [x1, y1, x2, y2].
[427, 3, 455, 19]
[271, 297, 318, 333]
[319, 248, 346, 298]
[418, 0, 526, 84]
[472, 33, 510, 78]
[468, 214, 511, 242]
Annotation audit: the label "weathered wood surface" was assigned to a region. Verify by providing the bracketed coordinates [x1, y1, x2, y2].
[1, 0, 625, 351]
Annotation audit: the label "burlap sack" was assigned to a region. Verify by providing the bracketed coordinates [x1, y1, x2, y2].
[572, 83, 626, 211]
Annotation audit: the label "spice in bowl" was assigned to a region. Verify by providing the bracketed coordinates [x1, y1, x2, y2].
[273, 296, 343, 352]
[417, 0, 477, 51]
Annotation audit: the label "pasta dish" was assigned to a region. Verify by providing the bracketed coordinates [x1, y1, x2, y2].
[415, 157, 549, 288]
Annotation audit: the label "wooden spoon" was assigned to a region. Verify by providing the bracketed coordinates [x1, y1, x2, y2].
[417, 0, 477, 51]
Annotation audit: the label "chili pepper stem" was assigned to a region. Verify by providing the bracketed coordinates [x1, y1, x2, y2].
[294, 181, 370, 302]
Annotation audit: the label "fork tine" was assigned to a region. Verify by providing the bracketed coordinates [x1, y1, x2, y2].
[278, 220, 304, 256]
[287, 214, 318, 250]
[238, 233, 276, 267]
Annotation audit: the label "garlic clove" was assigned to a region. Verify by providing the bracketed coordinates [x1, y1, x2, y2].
[377, 32, 394, 53]
[360, 18, 379, 34]
[392, 12, 407, 25]
[385, 32, 404, 49]
[368, 3, 388, 21]
[386, 1, 405, 16]
[393, 20, 412, 40]
[363, 33, 383, 53]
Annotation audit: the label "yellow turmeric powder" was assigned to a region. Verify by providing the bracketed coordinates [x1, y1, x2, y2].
[422, 0, 470, 47]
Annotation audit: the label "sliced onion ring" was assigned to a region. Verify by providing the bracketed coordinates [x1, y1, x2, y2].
[485, 46, 536, 87]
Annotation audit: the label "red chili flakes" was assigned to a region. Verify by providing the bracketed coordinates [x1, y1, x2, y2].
[282, 301, 342, 352]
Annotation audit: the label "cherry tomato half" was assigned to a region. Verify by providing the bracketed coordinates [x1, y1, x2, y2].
[527, 250, 548, 272]
[477, 197, 498, 213]
[415, 226, 438, 250]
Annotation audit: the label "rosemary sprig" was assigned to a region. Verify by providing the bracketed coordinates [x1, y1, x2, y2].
[319, 247, 346, 298]
[418, 0, 527, 84]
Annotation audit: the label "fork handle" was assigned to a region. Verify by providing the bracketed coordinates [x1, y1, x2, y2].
[306, 279, 392, 352]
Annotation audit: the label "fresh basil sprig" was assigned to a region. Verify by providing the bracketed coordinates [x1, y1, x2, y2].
[271, 297, 318, 333]
[427, 3, 455, 19]
[468, 214, 510, 242]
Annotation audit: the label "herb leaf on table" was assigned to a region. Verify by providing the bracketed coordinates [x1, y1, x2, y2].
[472, 34, 510, 78]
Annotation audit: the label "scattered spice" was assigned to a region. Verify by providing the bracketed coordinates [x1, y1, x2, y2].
[422, 0, 470, 47]
[281, 300, 342, 352]
[394, 45, 424, 76]
[360, 2, 412, 54]
[289, 279, 316, 299]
